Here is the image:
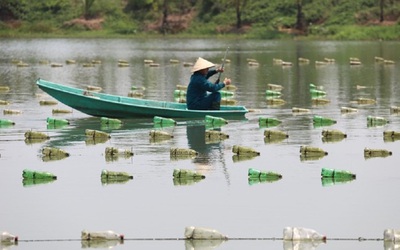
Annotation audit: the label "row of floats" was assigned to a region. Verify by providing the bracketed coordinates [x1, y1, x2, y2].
[9, 58, 196, 68]
[2, 227, 400, 249]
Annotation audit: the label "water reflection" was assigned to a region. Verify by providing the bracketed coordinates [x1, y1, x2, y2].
[184, 239, 225, 250]
[283, 240, 325, 250]
[81, 239, 123, 249]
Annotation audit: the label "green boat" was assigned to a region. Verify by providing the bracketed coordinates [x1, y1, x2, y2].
[36, 79, 248, 119]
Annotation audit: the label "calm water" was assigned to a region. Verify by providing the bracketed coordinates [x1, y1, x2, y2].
[1, 38, 400, 250]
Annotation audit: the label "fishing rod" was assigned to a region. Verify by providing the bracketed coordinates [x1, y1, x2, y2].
[215, 47, 229, 84]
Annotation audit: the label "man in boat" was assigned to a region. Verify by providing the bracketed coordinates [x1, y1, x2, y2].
[186, 57, 231, 110]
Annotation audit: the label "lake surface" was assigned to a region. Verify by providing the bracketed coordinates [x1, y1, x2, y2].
[1, 38, 400, 250]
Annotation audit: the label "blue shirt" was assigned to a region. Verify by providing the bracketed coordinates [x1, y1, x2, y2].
[186, 70, 226, 109]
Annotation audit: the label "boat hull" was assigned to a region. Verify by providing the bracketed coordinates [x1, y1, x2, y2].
[36, 79, 248, 119]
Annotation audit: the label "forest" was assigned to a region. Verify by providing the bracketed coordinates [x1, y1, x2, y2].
[0, 0, 399, 39]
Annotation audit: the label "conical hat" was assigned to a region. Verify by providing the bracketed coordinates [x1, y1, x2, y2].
[191, 57, 215, 73]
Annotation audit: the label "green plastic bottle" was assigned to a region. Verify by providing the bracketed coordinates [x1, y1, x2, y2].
[101, 170, 133, 180]
[220, 90, 234, 97]
[265, 90, 281, 96]
[173, 89, 186, 97]
[367, 116, 388, 126]
[153, 116, 177, 126]
[321, 168, 356, 179]
[47, 117, 69, 126]
[173, 169, 205, 179]
[0, 119, 15, 125]
[205, 115, 228, 125]
[248, 168, 282, 180]
[258, 117, 282, 127]
[310, 89, 326, 96]
[22, 169, 57, 179]
[313, 115, 336, 125]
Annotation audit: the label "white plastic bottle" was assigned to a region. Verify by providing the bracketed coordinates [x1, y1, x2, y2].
[283, 227, 326, 241]
[384, 229, 400, 242]
[184, 226, 228, 240]
[0, 232, 18, 243]
[81, 230, 124, 241]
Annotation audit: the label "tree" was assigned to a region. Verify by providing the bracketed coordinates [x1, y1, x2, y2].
[235, 0, 247, 29]
[83, 0, 95, 19]
[295, 0, 306, 32]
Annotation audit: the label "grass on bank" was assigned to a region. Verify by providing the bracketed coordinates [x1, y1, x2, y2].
[0, 20, 399, 40]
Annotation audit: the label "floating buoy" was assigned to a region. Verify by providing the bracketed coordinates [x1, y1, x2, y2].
[283, 227, 326, 241]
[225, 85, 237, 91]
[0, 119, 15, 125]
[105, 147, 133, 156]
[324, 58, 335, 63]
[292, 107, 310, 113]
[101, 170, 133, 180]
[173, 169, 205, 179]
[24, 131, 49, 140]
[91, 60, 102, 64]
[65, 59, 76, 64]
[16, 62, 29, 67]
[182, 62, 193, 67]
[266, 90, 281, 96]
[118, 62, 129, 67]
[258, 117, 282, 127]
[185, 226, 228, 240]
[354, 97, 376, 105]
[127, 91, 144, 98]
[383, 131, 400, 139]
[384, 229, 400, 242]
[298, 57, 310, 63]
[100, 117, 122, 125]
[149, 130, 173, 139]
[144, 59, 153, 64]
[390, 106, 400, 113]
[221, 99, 238, 106]
[367, 115, 388, 126]
[1, 232, 18, 243]
[375, 56, 385, 62]
[321, 168, 356, 179]
[205, 130, 229, 140]
[309, 83, 323, 90]
[340, 106, 358, 113]
[315, 61, 328, 66]
[384, 60, 395, 64]
[310, 89, 326, 96]
[85, 129, 110, 138]
[42, 147, 70, 157]
[322, 129, 347, 138]
[311, 98, 330, 105]
[232, 145, 260, 156]
[39, 100, 58, 105]
[350, 60, 361, 65]
[264, 129, 288, 139]
[81, 230, 124, 241]
[267, 83, 283, 91]
[0, 100, 10, 105]
[205, 115, 228, 125]
[313, 115, 336, 125]
[300, 146, 328, 156]
[220, 90, 234, 97]
[22, 169, 57, 180]
[52, 109, 72, 114]
[50, 63, 63, 67]
[153, 116, 176, 126]
[170, 148, 198, 156]
[169, 59, 180, 64]
[47, 117, 69, 126]
[0, 86, 10, 92]
[175, 84, 187, 90]
[364, 148, 392, 158]
[248, 61, 259, 66]
[86, 85, 102, 91]
[248, 168, 282, 180]
[3, 109, 22, 115]
[118, 59, 128, 64]
[82, 63, 94, 67]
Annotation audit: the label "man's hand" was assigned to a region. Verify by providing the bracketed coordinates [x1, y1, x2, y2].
[223, 78, 231, 85]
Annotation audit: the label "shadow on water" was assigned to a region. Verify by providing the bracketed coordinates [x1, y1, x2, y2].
[186, 124, 231, 185]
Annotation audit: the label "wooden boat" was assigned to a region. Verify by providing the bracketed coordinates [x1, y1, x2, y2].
[36, 79, 248, 119]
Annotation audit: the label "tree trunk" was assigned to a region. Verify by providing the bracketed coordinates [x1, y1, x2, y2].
[380, 0, 384, 22]
[161, 0, 169, 34]
[236, 0, 242, 29]
[295, 0, 306, 33]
